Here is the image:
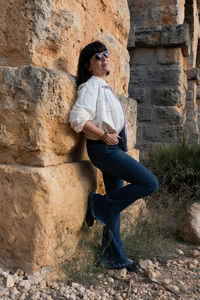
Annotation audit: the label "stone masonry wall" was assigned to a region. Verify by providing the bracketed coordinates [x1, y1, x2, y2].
[0, 0, 130, 96]
[0, 0, 138, 273]
[128, 0, 200, 157]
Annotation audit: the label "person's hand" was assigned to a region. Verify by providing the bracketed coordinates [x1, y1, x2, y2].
[104, 133, 121, 145]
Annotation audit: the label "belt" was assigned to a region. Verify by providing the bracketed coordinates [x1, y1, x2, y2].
[86, 139, 104, 144]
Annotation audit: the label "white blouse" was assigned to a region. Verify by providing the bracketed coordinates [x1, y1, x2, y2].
[69, 75, 125, 140]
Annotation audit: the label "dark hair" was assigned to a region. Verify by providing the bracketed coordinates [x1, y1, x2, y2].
[77, 41, 108, 88]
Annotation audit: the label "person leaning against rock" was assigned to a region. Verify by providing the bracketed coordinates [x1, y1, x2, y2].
[69, 41, 159, 272]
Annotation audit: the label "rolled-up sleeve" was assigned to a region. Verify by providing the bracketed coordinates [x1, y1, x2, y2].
[69, 83, 99, 133]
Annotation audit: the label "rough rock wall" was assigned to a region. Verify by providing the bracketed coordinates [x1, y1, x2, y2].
[0, 1, 138, 272]
[0, 0, 130, 95]
[128, 0, 200, 157]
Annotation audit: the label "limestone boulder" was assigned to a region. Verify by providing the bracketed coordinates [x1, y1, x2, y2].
[121, 199, 148, 233]
[0, 66, 80, 166]
[0, 161, 96, 272]
[178, 202, 200, 244]
[0, 0, 130, 95]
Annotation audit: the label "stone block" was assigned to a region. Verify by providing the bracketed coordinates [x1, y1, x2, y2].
[0, 0, 130, 95]
[121, 199, 148, 232]
[142, 124, 184, 142]
[129, 0, 180, 6]
[185, 111, 198, 122]
[134, 142, 152, 160]
[187, 79, 198, 90]
[130, 48, 157, 66]
[187, 68, 200, 83]
[147, 5, 178, 26]
[138, 107, 153, 121]
[157, 48, 184, 65]
[150, 86, 185, 106]
[135, 27, 161, 48]
[129, 67, 145, 86]
[133, 24, 190, 57]
[161, 23, 190, 57]
[0, 66, 79, 167]
[186, 80, 197, 102]
[158, 66, 187, 87]
[0, 161, 96, 272]
[179, 202, 200, 244]
[153, 106, 183, 125]
[184, 101, 198, 111]
[128, 86, 147, 103]
[131, 65, 186, 86]
[119, 96, 137, 150]
[128, 1, 184, 28]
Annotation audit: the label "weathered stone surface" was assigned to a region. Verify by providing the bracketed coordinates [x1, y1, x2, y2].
[154, 106, 183, 125]
[138, 107, 153, 122]
[134, 27, 161, 48]
[128, 86, 147, 104]
[185, 111, 198, 122]
[121, 199, 148, 232]
[0, 66, 79, 166]
[119, 96, 137, 151]
[186, 81, 197, 103]
[184, 80, 199, 142]
[0, 0, 130, 95]
[150, 86, 185, 106]
[161, 24, 190, 57]
[128, 3, 193, 159]
[141, 124, 184, 143]
[130, 48, 185, 67]
[130, 65, 187, 87]
[187, 68, 200, 83]
[128, 0, 200, 158]
[178, 202, 200, 244]
[128, 0, 185, 28]
[0, 161, 96, 272]
[185, 0, 199, 69]
[133, 24, 190, 57]
[156, 48, 185, 65]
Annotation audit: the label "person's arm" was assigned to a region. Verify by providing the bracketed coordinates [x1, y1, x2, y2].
[69, 83, 120, 145]
[83, 120, 120, 145]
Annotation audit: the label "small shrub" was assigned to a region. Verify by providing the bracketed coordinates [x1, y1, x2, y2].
[145, 142, 200, 192]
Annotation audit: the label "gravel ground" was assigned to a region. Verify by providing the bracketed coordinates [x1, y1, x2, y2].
[0, 247, 200, 300]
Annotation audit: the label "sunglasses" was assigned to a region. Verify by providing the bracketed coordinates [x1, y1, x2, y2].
[94, 51, 109, 61]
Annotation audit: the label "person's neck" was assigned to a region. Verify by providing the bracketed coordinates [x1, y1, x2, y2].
[93, 74, 107, 82]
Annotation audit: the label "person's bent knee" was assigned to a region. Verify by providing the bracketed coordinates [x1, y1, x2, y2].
[146, 176, 159, 195]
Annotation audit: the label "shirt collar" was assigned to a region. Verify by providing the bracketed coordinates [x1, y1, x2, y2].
[91, 75, 108, 85]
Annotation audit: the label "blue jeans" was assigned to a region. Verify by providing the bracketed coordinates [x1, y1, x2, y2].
[86, 139, 159, 269]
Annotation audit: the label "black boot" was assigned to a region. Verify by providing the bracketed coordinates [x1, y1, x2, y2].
[126, 262, 140, 272]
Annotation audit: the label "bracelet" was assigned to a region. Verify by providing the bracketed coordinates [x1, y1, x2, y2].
[101, 132, 108, 142]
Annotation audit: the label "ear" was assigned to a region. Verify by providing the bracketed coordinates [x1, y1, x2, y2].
[85, 62, 90, 70]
